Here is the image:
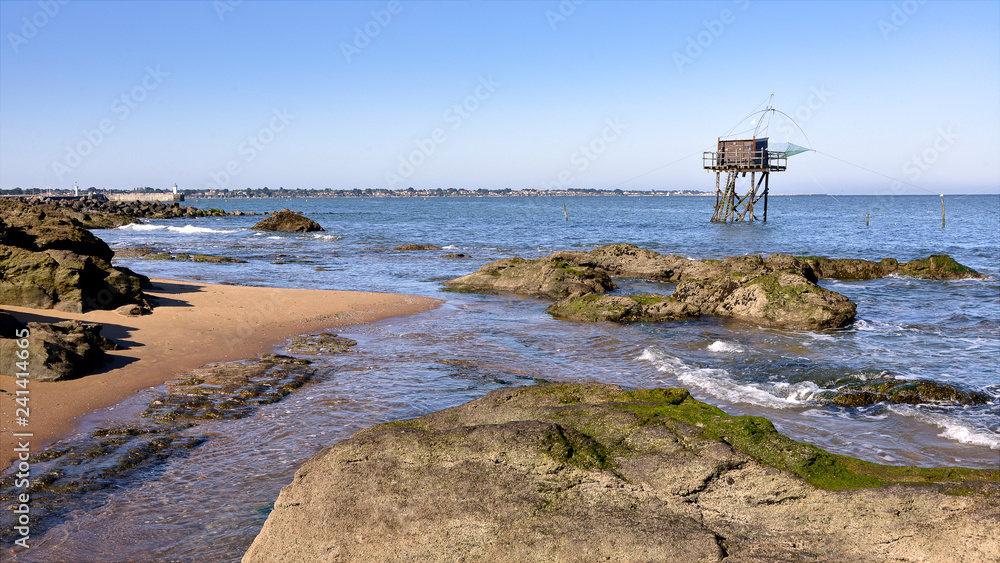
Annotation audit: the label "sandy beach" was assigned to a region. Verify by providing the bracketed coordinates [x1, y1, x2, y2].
[1, 279, 440, 467]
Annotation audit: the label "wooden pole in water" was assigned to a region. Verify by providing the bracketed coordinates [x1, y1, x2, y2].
[563, 203, 568, 221]
[941, 195, 945, 228]
[866, 213, 869, 226]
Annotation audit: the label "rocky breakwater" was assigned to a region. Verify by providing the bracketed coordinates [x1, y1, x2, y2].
[244, 382, 1000, 563]
[250, 209, 324, 233]
[10, 194, 232, 228]
[445, 244, 983, 330]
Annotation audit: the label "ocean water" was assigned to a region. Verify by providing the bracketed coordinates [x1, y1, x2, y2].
[7, 194, 1000, 561]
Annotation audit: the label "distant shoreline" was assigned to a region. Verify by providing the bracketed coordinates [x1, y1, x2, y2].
[6, 190, 995, 201]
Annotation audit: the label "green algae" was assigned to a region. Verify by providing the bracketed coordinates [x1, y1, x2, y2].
[612, 388, 999, 491]
[537, 425, 611, 471]
[898, 254, 980, 279]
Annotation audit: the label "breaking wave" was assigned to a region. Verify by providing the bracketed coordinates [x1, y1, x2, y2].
[116, 224, 240, 234]
[888, 405, 1000, 450]
[638, 348, 820, 409]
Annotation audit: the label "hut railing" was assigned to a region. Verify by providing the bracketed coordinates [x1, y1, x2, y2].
[703, 150, 787, 171]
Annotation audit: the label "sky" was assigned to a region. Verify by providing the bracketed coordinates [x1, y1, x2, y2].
[1, 0, 998, 195]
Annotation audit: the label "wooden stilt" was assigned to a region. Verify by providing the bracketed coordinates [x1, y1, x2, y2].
[762, 172, 769, 222]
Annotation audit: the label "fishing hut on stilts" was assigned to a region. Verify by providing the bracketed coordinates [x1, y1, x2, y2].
[703, 94, 811, 222]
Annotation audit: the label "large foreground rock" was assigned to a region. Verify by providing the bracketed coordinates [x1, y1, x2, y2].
[0, 199, 148, 312]
[444, 256, 615, 298]
[245, 383, 999, 563]
[250, 210, 324, 233]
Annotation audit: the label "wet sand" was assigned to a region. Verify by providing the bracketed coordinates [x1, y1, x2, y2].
[1, 279, 440, 467]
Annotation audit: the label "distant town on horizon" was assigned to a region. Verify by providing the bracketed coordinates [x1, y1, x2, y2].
[2, 186, 712, 198]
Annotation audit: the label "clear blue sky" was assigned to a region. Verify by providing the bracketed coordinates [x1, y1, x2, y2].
[1, 0, 998, 194]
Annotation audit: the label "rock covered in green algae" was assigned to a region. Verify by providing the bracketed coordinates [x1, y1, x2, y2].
[816, 379, 992, 407]
[244, 382, 1000, 563]
[897, 254, 983, 279]
[446, 245, 981, 330]
[802, 254, 983, 280]
[549, 243, 725, 281]
[546, 254, 855, 329]
[546, 293, 699, 323]
[674, 270, 857, 329]
[443, 256, 616, 298]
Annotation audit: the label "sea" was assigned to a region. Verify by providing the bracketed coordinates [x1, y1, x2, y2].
[6, 194, 1000, 561]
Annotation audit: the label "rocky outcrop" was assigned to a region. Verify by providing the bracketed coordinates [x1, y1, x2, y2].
[392, 243, 441, 251]
[113, 246, 246, 263]
[816, 379, 992, 407]
[546, 293, 698, 323]
[551, 243, 725, 281]
[448, 246, 981, 329]
[670, 266, 856, 330]
[802, 255, 983, 280]
[244, 383, 1000, 563]
[897, 254, 984, 279]
[443, 256, 616, 299]
[250, 210, 324, 233]
[0, 320, 119, 381]
[546, 269, 857, 330]
[0, 199, 148, 312]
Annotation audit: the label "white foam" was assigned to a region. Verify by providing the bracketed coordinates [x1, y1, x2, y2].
[166, 225, 240, 234]
[888, 405, 1000, 450]
[309, 233, 343, 242]
[637, 348, 817, 409]
[846, 370, 890, 382]
[442, 244, 459, 250]
[116, 223, 166, 231]
[804, 331, 836, 342]
[707, 340, 743, 353]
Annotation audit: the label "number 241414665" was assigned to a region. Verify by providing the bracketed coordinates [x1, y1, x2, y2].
[13, 328, 30, 418]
